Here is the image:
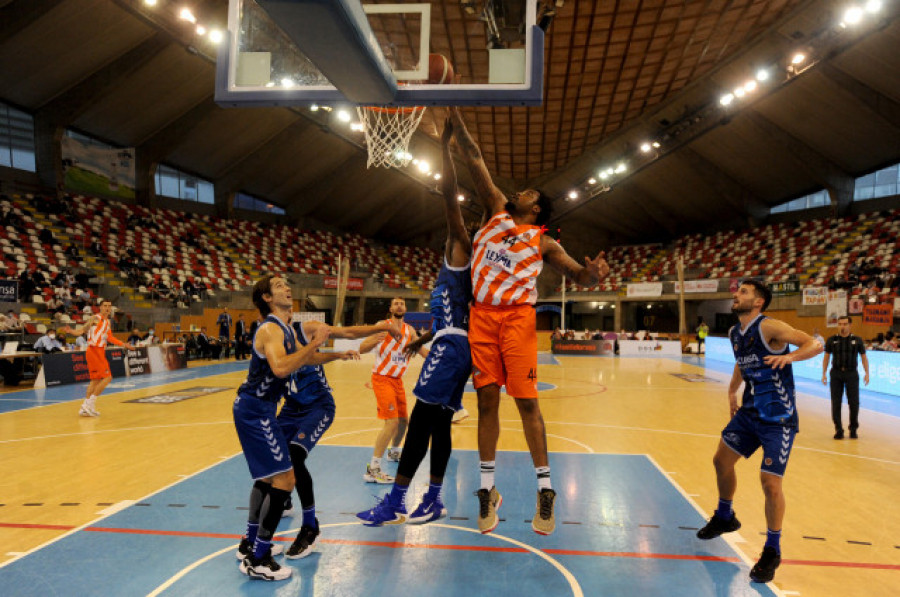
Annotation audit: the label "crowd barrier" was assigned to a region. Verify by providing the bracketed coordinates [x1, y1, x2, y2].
[34, 344, 187, 388]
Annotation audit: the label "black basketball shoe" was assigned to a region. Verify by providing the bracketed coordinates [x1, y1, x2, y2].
[696, 513, 741, 540]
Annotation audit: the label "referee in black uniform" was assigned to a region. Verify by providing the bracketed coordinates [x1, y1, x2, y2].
[822, 315, 869, 439]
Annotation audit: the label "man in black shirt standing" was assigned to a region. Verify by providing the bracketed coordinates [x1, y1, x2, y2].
[822, 315, 869, 439]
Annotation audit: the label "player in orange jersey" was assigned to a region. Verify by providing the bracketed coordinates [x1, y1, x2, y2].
[359, 297, 429, 483]
[60, 300, 134, 416]
[450, 107, 610, 535]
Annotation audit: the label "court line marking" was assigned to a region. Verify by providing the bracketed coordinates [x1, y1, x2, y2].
[644, 454, 788, 597]
[145, 521, 583, 597]
[321, 426, 595, 453]
[0, 451, 241, 571]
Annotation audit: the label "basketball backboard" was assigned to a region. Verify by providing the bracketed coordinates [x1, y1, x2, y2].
[215, 0, 544, 107]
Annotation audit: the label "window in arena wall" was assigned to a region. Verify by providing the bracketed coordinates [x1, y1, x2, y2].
[0, 102, 36, 172]
[854, 163, 899, 201]
[770, 189, 829, 214]
[154, 163, 214, 204]
[235, 192, 286, 215]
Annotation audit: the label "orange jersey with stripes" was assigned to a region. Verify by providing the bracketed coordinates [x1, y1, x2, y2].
[471, 211, 543, 306]
[87, 315, 112, 348]
[372, 320, 415, 378]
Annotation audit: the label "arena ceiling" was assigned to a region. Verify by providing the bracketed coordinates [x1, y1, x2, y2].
[1, 0, 898, 251]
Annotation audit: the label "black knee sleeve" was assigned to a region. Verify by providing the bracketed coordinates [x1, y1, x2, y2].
[290, 444, 315, 509]
[258, 486, 291, 540]
[428, 407, 454, 479]
[248, 480, 270, 524]
[397, 401, 439, 479]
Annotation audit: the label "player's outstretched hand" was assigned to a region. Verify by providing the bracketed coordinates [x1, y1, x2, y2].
[339, 350, 360, 361]
[763, 354, 793, 370]
[584, 251, 610, 281]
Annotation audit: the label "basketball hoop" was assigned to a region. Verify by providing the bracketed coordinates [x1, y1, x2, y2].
[356, 104, 426, 169]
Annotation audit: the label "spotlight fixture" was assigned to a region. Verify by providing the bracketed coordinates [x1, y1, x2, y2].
[588, 177, 597, 184]
[567, 190, 578, 200]
[791, 52, 806, 65]
[652, 141, 660, 148]
[756, 68, 770, 82]
[743, 80, 757, 93]
[865, 0, 882, 13]
[208, 29, 224, 44]
[143, 0, 158, 6]
[843, 6, 864, 24]
[720, 93, 735, 106]
[640, 142, 652, 153]
[179, 8, 196, 23]
[457, 194, 465, 202]
[615, 162, 627, 174]
[417, 160, 430, 173]
[196, 25, 206, 36]
[337, 110, 351, 122]
[310, 104, 319, 112]
[433, 173, 441, 180]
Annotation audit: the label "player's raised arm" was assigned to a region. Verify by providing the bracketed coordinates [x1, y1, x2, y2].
[448, 107, 506, 216]
[760, 319, 823, 369]
[541, 236, 610, 287]
[60, 315, 99, 337]
[359, 332, 388, 355]
[442, 117, 472, 267]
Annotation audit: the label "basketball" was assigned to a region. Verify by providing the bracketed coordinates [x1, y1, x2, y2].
[427, 54, 454, 84]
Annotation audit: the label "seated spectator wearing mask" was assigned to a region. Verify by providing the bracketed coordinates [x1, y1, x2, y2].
[34, 328, 65, 353]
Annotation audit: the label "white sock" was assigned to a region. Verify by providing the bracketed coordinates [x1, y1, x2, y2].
[480, 461, 496, 490]
[536, 466, 552, 490]
[370, 457, 382, 470]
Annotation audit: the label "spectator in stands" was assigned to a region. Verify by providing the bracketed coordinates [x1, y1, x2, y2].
[151, 252, 163, 268]
[5, 310, 21, 330]
[64, 243, 80, 259]
[75, 268, 91, 289]
[34, 328, 64, 353]
[142, 329, 159, 346]
[564, 329, 575, 340]
[76, 288, 91, 309]
[551, 327, 563, 340]
[592, 330, 603, 340]
[196, 327, 221, 359]
[89, 240, 104, 257]
[182, 278, 196, 299]
[19, 269, 36, 300]
[38, 226, 55, 246]
[127, 328, 144, 346]
[884, 331, 899, 351]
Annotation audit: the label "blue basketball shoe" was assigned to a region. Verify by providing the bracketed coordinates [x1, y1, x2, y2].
[408, 493, 447, 524]
[356, 492, 408, 526]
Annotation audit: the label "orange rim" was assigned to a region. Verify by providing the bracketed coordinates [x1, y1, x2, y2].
[361, 105, 424, 114]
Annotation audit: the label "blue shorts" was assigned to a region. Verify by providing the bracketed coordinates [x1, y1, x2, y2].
[277, 394, 336, 455]
[413, 333, 472, 412]
[721, 409, 796, 477]
[233, 393, 292, 480]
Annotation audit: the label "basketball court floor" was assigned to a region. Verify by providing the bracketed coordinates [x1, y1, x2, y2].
[0, 352, 897, 596]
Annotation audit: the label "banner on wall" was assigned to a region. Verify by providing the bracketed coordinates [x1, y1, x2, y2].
[826, 290, 847, 328]
[293, 312, 326, 323]
[802, 287, 828, 306]
[61, 136, 135, 199]
[673, 280, 719, 293]
[0, 279, 18, 302]
[894, 297, 900, 317]
[324, 276, 364, 290]
[770, 280, 800, 296]
[863, 304, 892, 326]
[627, 282, 662, 297]
[848, 298, 864, 315]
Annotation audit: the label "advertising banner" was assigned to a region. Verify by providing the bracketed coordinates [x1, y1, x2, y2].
[863, 304, 892, 326]
[0, 279, 18, 302]
[551, 339, 614, 355]
[324, 276, 364, 290]
[626, 282, 662, 297]
[673, 280, 719, 293]
[770, 280, 800, 296]
[618, 340, 682, 356]
[61, 136, 135, 199]
[826, 290, 847, 327]
[37, 348, 126, 387]
[802, 287, 828, 306]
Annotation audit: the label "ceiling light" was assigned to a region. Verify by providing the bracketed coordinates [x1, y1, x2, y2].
[743, 80, 757, 93]
[457, 194, 465, 202]
[412, 158, 419, 165]
[652, 141, 660, 148]
[179, 8, 196, 23]
[734, 86, 746, 98]
[615, 162, 627, 174]
[865, 0, 882, 13]
[280, 77, 294, 88]
[588, 177, 597, 184]
[791, 52, 806, 65]
[337, 110, 351, 122]
[568, 190, 578, 199]
[843, 6, 864, 24]
[350, 122, 364, 132]
[647, 304, 652, 309]
[310, 104, 319, 111]
[756, 68, 770, 82]
[208, 29, 223, 44]
[640, 143, 652, 153]
[417, 160, 430, 173]
[599, 171, 610, 180]
[143, 0, 158, 6]
[433, 173, 441, 180]
[720, 93, 734, 106]
[196, 25, 206, 35]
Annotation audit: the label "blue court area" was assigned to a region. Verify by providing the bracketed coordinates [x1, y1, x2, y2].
[0, 361, 248, 414]
[699, 355, 900, 419]
[1, 446, 775, 597]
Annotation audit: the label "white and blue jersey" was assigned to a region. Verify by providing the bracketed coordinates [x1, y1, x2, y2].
[721, 314, 797, 477]
[278, 322, 335, 454]
[729, 314, 797, 427]
[413, 259, 473, 411]
[233, 314, 297, 480]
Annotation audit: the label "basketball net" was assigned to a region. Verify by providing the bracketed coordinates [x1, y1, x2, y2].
[356, 104, 426, 169]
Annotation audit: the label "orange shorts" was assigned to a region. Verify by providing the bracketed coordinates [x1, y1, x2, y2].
[86, 346, 111, 380]
[371, 374, 408, 420]
[469, 303, 538, 398]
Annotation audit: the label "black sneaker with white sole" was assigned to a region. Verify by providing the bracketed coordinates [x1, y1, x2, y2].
[749, 546, 781, 583]
[696, 513, 741, 540]
[239, 553, 292, 581]
[285, 519, 320, 559]
[235, 537, 283, 560]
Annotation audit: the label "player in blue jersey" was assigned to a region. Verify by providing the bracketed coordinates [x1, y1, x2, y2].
[357, 117, 473, 527]
[232, 275, 330, 581]
[278, 316, 398, 558]
[696, 279, 822, 584]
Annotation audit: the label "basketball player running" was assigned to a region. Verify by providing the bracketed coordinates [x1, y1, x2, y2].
[450, 107, 610, 535]
[232, 275, 329, 581]
[278, 317, 398, 558]
[696, 280, 822, 583]
[60, 300, 134, 417]
[358, 297, 429, 484]
[356, 117, 473, 527]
